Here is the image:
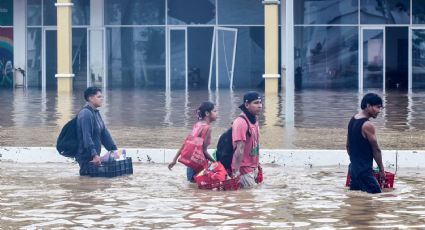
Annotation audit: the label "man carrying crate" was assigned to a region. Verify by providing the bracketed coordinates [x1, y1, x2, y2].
[346, 93, 386, 193]
[231, 91, 262, 188]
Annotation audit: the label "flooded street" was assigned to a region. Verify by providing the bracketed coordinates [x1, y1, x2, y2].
[0, 162, 424, 229]
[2, 89, 425, 149]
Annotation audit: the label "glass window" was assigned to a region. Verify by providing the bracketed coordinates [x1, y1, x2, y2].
[0, 0, 13, 26]
[0, 28, 13, 88]
[217, 0, 263, 25]
[72, 0, 90, 25]
[44, 0, 90, 26]
[105, 0, 165, 25]
[232, 26, 265, 88]
[43, 0, 56, 26]
[187, 27, 214, 89]
[27, 28, 42, 88]
[412, 29, 425, 89]
[294, 0, 358, 25]
[27, 0, 42, 26]
[106, 27, 166, 88]
[168, 0, 215, 25]
[413, 0, 425, 24]
[294, 26, 358, 89]
[361, 0, 410, 24]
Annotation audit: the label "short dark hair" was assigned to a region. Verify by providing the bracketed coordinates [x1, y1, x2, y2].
[84, 87, 102, 101]
[361, 93, 383, 110]
[196, 101, 215, 120]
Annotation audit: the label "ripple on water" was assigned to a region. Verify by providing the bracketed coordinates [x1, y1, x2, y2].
[0, 162, 425, 229]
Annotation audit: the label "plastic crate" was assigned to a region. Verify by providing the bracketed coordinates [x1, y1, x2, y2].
[197, 176, 241, 191]
[88, 157, 133, 178]
[345, 171, 395, 188]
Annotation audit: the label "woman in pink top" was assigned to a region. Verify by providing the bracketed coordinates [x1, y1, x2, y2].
[168, 102, 217, 182]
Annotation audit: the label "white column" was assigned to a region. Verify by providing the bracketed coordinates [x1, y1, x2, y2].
[285, 0, 294, 124]
[13, 0, 26, 87]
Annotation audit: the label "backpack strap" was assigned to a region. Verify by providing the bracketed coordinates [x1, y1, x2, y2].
[238, 115, 251, 137]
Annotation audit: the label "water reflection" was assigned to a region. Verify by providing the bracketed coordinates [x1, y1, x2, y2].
[1, 162, 424, 229]
[2, 88, 425, 148]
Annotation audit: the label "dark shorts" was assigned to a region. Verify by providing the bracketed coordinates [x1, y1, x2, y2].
[350, 170, 382, 194]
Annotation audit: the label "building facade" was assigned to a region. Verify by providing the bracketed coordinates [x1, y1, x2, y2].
[1, 0, 425, 92]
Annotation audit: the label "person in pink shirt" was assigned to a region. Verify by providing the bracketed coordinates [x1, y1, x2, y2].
[231, 91, 262, 188]
[168, 101, 217, 182]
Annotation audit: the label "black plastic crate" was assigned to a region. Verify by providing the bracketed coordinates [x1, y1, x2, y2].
[88, 157, 133, 178]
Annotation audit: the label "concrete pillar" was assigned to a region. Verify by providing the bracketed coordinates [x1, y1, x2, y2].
[262, 0, 280, 94]
[55, 0, 74, 92]
[285, 0, 295, 123]
[13, 0, 26, 87]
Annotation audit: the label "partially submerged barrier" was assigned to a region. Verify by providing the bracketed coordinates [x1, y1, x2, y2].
[1, 147, 424, 168]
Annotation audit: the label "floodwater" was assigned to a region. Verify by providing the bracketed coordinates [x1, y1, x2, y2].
[1, 162, 424, 229]
[1, 88, 425, 149]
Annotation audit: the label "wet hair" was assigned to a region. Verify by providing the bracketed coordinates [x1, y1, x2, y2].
[361, 93, 383, 110]
[84, 87, 102, 101]
[196, 101, 215, 120]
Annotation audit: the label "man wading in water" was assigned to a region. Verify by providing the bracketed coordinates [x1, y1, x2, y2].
[346, 93, 385, 193]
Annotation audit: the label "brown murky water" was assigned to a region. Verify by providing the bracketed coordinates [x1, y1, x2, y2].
[1, 89, 425, 149]
[1, 162, 424, 229]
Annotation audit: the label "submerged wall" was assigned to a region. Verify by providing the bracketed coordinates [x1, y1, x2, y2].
[0, 147, 424, 169]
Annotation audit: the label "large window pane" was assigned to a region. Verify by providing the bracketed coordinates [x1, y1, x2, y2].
[168, 0, 215, 25]
[106, 27, 165, 88]
[294, 26, 358, 89]
[295, 0, 358, 25]
[217, 0, 263, 25]
[72, 0, 90, 25]
[43, 0, 90, 26]
[27, 28, 42, 88]
[0, 0, 13, 26]
[413, 0, 425, 24]
[361, 0, 410, 24]
[232, 27, 265, 88]
[412, 30, 425, 89]
[27, 0, 42, 26]
[105, 0, 165, 25]
[362, 29, 383, 89]
[187, 27, 214, 89]
[43, 0, 56, 26]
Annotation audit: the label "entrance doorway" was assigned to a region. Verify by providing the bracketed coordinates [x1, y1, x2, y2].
[360, 27, 408, 92]
[386, 27, 408, 90]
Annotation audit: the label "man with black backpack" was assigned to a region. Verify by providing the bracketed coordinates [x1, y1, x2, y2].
[227, 91, 262, 188]
[76, 87, 117, 176]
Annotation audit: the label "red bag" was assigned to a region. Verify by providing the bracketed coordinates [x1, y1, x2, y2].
[194, 162, 228, 186]
[255, 165, 263, 184]
[178, 128, 209, 173]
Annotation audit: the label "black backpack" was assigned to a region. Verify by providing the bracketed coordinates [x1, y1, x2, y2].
[216, 116, 250, 171]
[56, 116, 79, 158]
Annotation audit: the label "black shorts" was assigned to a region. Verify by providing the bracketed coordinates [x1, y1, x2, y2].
[350, 170, 382, 194]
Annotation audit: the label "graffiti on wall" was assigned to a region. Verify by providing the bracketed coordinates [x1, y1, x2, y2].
[0, 28, 13, 88]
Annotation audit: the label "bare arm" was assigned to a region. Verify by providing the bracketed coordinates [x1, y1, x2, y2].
[363, 122, 384, 172]
[168, 143, 185, 170]
[232, 141, 245, 175]
[203, 129, 216, 162]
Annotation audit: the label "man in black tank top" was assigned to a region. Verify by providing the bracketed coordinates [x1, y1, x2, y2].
[346, 93, 385, 194]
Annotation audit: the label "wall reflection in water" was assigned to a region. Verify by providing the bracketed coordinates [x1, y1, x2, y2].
[1, 88, 425, 148]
